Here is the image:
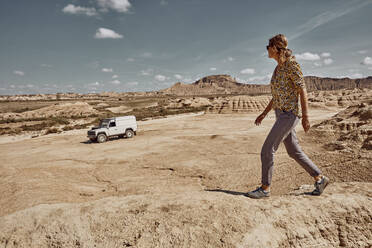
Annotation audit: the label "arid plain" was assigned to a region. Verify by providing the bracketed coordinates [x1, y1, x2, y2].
[0, 86, 371, 247]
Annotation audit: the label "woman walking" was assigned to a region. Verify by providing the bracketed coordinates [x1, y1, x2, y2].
[246, 34, 329, 199]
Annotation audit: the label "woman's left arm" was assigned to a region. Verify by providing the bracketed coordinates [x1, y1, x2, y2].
[298, 87, 310, 132]
[288, 60, 310, 132]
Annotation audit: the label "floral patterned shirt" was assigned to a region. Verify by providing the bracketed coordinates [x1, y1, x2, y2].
[270, 59, 305, 117]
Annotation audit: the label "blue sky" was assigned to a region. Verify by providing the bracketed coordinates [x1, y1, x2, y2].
[1, 0, 372, 95]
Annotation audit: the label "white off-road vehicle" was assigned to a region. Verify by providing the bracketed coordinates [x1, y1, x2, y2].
[87, 116, 137, 143]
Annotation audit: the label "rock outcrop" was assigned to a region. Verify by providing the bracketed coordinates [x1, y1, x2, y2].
[312, 102, 372, 151]
[305, 76, 372, 91]
[0, 183, 371, 248]
[307, 88, 372, 108]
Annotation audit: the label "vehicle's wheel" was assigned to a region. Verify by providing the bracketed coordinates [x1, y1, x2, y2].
[97, 134, 107, 143]
[89, 138, 96, 142]
[125, 129, 134, 138]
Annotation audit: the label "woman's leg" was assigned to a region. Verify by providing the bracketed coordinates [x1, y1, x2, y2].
[283, 129, 322, 177]
[261, 110, 299, 187]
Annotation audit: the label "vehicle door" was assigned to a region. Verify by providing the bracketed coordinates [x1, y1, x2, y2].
[108, 121, 120, 136]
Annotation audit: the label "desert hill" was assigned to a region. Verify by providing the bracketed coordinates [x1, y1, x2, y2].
[160, 75, 372, 96]
[160, 75, 270, 96]
[0, 102, 98, 120]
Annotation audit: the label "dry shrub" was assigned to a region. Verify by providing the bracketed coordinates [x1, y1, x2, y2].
[45, 128, 59, 135]
[0, 127, 22, 135]
[0, 117, 47, 124]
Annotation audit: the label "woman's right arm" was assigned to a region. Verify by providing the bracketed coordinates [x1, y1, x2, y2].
[255, 98, 273, 126]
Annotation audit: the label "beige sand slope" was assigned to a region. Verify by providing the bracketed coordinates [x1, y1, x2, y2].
[0, 102, 97, 120]
[0, 110, 371, 247]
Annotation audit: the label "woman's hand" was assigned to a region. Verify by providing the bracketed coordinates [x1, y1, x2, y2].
[255, 113, 266, 126]
[302, 115, 310, 132]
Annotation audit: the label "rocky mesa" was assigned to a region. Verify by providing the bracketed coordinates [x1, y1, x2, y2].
[160, 75, 372, 96]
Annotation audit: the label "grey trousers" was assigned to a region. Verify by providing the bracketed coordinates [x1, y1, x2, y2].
[261, 109, 322, 186]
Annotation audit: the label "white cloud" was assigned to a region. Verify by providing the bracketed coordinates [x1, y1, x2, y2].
[247, 74, 271, 82]
[289, 1, 371, 40]
[240, 68, 255, 75]
[368, 67, 372, 70]
[361, 57, 372, 65]
[127, 81, 138, 86]
[13, 70, 25, 76]
[210, 67, 217, 71]
[62, 4, 97, 16]
[90, 82, 100, 86]
[183, 78, 192, 83]
[141, 69, 153, 76]
[295, 52, 320, 61]
[235, 77, 246, 83]
[357, 50, 368, 54]
[323, 58, 333, 65]
[321, 52, 331, 57]
[338, 73, 364, 79]
[127, 58, 135, 62]
[174, 74, 183, 80]
[313, 62, 322, 67]
[97, 0, 131, 13]
[155, 74, 167, 81]
[102, 68, 113, 72]
[112, 74, 118, 79]
[350, 73, 363, 78]
[160, 0, 168, 5]
[223, 56, 235, 62]
[141, 52, 152, 58]
[94, 28, 123, 39]
[110, 80, 121, 84]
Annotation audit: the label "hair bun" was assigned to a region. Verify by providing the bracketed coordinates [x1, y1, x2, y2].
[268, 34, 295, 63]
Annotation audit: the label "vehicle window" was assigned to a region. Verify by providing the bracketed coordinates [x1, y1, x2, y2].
[100, 120, 109, 128]
[109, 122, 116, 127]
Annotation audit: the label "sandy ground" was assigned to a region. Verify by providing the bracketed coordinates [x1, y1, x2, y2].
[1, 109, 371, 247]
[0, 110, 335, 216]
